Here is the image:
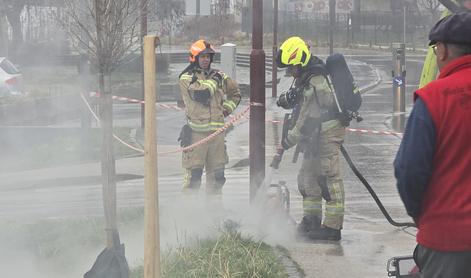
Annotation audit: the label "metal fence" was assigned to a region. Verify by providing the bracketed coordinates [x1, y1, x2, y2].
[242, 9, 434, 48]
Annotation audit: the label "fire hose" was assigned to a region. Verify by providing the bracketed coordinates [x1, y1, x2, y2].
[340, 145, 416, 228]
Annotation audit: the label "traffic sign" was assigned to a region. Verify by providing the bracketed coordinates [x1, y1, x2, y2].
[394, 76, 404, 86]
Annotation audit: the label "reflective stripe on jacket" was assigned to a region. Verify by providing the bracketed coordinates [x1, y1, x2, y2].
[179, 68, 241, 132]
[287, 74, 342, 145]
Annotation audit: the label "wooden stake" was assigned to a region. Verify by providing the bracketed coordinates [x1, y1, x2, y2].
[143, 35, 160, 278]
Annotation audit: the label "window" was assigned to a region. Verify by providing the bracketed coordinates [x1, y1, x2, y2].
[0, 59, 20, 75]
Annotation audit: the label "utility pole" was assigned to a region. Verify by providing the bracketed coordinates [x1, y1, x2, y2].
[272, 0, 278, 98]
[403, 4, 407, 44]
[352, 0, 361, 34]
[196, 0, 200, 40]
[353, 0, 361, 14]
[0, 1, 7, 57]
[250, 0, 266, 202]
[329, 0, 336, 55]
[144, 35, 161, 278]
[140, 0, 148, 128]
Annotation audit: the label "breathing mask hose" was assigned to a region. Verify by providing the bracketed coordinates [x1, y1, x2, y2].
[341, 145, 416, 228]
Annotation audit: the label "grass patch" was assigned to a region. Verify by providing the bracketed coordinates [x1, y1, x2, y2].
[1, 209, 290, 277]
[30, 127, 141, 162]
[130, 221, 288, 278]
[1, 127, 142, 172]
[0, 208, 144, 266]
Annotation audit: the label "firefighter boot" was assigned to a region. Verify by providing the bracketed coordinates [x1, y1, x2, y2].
[297, 215, 321, 238]
[308, 226, 341, 241]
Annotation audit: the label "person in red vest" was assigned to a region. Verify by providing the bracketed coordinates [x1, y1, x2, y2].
[459, 0, 471, 10]
[394, 12, 471, 278]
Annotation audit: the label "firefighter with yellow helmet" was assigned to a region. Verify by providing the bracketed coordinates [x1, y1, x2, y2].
[178, 39, 241, 196]
[420, 0, 471, 88]
[276, 36, 345, 241]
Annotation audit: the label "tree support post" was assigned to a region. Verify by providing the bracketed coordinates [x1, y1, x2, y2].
[143, 35, 161, 278]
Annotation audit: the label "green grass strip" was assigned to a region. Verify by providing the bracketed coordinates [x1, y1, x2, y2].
[131, 222, 288, 278]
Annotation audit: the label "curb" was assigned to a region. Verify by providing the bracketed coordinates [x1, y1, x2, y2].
[275, 248, 305, 278]
[350, 43, 429, 54]
[129, 128, 143, 150]
[359, 63, 383, 94]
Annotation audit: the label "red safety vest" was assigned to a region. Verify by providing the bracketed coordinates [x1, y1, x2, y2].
[414, 55, 471, 251]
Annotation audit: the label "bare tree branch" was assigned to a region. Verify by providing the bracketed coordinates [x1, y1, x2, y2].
[58, 0, 144, 73]
[418, 0, 442, 25]
[152, 0, 184, 37]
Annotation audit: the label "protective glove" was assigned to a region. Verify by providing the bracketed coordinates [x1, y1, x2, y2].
[270, 147, 284, 169]
[211, 71, 224, 86]
[222, 100, 236, 117]
[177, 124, 192, 147]
[338, 111, 352, 127]
[281, 137, 294, 150]
[190, 74, 198, 85]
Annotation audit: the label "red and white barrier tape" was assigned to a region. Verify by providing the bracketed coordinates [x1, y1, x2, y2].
[111, 95, 184, 111]
[162, 102, 263, 154]
[80, 93, 146, 153]
[264, 117, 403, 137]
[159, 104, 253, 155]
[82, 92, 260, 154]
[111, 93, 259, 126]
[100, 94, 403, 138]
[345, 128, 403, 137]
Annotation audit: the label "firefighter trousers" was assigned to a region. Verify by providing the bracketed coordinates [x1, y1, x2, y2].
[297, 125, 345, 230]
[182, 131, 228, 195]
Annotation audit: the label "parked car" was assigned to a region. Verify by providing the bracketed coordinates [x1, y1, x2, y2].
[0, 57, 23, 97]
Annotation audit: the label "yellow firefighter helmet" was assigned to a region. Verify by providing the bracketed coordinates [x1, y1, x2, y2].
[277, 36, 311, 68]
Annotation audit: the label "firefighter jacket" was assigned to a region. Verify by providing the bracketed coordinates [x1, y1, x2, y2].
[285, 67, 342, 148]
[179, 67, 241, 132]
[419, 9, 452, 88]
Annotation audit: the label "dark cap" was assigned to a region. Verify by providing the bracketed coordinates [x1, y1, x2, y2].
[429, 12, 471, 46]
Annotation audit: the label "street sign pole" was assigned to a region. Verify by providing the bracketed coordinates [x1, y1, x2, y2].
[392, 43, 406, 131]
[329, 0, 336, 55]
[403, 5, 407, 44]
[272, 0, 278, 98]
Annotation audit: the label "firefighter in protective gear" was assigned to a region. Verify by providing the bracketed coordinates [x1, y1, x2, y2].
[276, 37, 345, 241]
[419, 9, 452, 88]
[178, 39, 241, 195]
[419, 0, 471, 88]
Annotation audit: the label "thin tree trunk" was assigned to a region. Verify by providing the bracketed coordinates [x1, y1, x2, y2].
[95, 0, 119, 249]
[26, 2, 31, 42]
[100, 71, 119, 248]
[6, 7, 23, 60]
[0, 15, 8, 57]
